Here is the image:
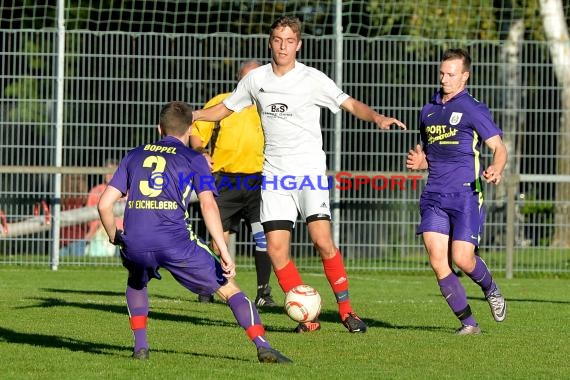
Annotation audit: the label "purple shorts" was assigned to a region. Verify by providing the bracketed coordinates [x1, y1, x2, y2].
[417, 191, 485, 246]
[120, 240, 227, 294]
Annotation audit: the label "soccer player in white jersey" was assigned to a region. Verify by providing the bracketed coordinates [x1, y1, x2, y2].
[193, 15, 406, 333]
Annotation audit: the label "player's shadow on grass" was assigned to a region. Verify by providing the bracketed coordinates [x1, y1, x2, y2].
[256, 304, 449, 333]
[319, 309, 451, 333]
[0, 326, 250, 362]
[470, 295, 570, 305]
[40, 287, 181, 301]
[0, 326, 125, 356]
[29, 293, 455, 334]
[427, 292, 570, 306]
[24, 297, 295, 331]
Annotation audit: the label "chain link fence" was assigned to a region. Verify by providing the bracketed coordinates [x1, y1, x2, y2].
[1, 28, 569, 276]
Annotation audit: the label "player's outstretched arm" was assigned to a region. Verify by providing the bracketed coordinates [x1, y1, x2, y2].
[97, 185, 124, 244]
[198, 190, 236, 278]
[192, 102, 233, 123]
[341, 97, 407, 130]
[406, 144, 428, 170]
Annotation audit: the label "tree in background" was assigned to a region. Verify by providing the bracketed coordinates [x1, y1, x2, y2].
[540, 0, 570, 247]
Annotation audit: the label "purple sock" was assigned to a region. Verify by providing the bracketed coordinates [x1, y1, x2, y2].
[227, 292, 271, 349]
[126, 286, 149, 351]
[438, 273, 477, 327]
[466, 256, 497, 297]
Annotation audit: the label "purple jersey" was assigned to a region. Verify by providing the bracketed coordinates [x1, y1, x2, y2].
[109, 136, 216, 252]
[419, 89, 502, 193]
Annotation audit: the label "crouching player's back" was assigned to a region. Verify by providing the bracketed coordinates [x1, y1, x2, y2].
[115, 136, 212, 252]
[97, 101, 291, 363]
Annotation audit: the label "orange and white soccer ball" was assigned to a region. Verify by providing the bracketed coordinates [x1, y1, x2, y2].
[284, 284, 322, 323]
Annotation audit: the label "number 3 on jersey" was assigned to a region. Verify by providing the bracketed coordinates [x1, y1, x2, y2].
[139, 155, 167, 198]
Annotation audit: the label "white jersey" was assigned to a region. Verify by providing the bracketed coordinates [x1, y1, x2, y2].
[223, 61, 349, 176]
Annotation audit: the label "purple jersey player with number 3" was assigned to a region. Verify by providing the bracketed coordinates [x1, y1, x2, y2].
[407, 48, 508, 335]
[97, 101, 291, 363]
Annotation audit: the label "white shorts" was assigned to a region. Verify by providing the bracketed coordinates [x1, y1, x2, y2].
[260, 177, 331, 226]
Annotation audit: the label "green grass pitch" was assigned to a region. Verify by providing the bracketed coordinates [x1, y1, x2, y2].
[0, 267, 568, 379]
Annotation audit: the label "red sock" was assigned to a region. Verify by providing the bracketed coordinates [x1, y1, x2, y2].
[245, 325, 266, 341]
[274, 260, 303, 293]
[129, 315, 147, 330]
[129, 316, 148, 351]
[323, 250, 352, 317]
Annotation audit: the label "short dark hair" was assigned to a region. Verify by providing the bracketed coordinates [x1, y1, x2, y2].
[270, 15, 302, 40]
[442, 48, 471, 72]
[159, 101, 193, 137]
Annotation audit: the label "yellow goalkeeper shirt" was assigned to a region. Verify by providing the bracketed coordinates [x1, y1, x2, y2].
[192, 92, 264, 174]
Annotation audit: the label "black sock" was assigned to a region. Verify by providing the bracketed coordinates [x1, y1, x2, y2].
[254, 250, 272, 294]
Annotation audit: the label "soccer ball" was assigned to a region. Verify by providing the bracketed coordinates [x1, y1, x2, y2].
[284, 284, 322, 323]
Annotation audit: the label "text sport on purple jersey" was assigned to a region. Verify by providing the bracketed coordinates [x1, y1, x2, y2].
[419, 89, 503, 193]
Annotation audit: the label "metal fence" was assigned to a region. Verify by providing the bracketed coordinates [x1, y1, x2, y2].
[1, 31, 569, 276]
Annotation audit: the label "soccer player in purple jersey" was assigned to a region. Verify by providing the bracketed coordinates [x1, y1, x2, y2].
[406, 48, 507, 335]
[97, 101, 291, 363]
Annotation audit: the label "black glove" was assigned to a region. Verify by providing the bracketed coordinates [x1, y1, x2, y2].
[112, 229, 125, 247]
